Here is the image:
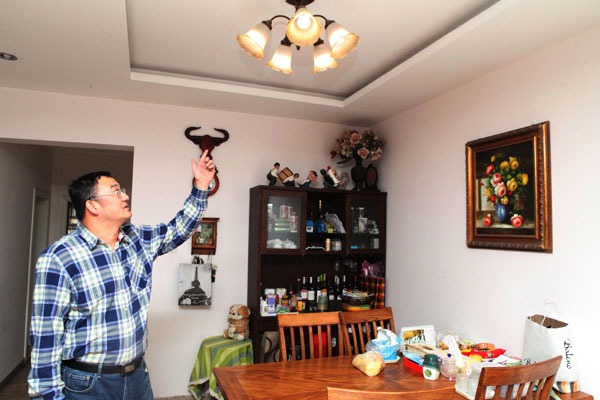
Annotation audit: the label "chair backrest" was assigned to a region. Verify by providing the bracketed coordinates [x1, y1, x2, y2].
[277, 312, 343, 361]
[327, 386, 455, 400]
[339, 307, 395, 355]
[475, 356, 562, 400]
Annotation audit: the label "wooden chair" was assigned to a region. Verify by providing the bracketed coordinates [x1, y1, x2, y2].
[277, 312, 343, 361]
[475, 355, 562, 400]
[339, 307, 395, 355]
[327, 386, 455, 400]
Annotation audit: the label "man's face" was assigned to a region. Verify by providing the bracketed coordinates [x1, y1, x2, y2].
[90, 176, 131, 224]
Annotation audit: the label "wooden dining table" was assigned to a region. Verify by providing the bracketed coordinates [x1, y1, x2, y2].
[213, 355, 593, 400]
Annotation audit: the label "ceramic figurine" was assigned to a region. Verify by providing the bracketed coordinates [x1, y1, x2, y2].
[326, 166, 342, 188]
[321, 169, 335, 188]
[283, 172, 299, 187]
[267, 162, 280, 185]
[300, 170, 318, 188]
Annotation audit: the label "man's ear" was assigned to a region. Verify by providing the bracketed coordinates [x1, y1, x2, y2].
[85, 200, 101, 217]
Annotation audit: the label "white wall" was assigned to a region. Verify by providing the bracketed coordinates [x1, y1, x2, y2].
[0, 143, 53, 381]
[0, 88, 350, 395]
[48, 148, 133, 243]
[376, 24, 600, 395]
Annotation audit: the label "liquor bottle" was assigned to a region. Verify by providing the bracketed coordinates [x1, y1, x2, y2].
[307, 276, 316, 312]
[328, 274, 335, 306]
[315, 275, 321, 304]
[342, 274, 349, 296]
[317, 274, 328, 312]
[289, 292, 297, 312]
[300, 276, 308, 312]
[317, 200, 326, 233]
[335, 275, 343, 311]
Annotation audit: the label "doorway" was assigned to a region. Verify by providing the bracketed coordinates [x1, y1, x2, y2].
[24, 189, 51, 358]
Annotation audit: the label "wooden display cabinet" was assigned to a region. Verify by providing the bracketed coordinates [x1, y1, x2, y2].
[247, 185, 387, 363]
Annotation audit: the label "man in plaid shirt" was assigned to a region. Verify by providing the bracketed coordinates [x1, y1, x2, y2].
[28, 150, 215, 400]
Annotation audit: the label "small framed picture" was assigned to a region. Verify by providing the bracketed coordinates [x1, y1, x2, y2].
[400, 325, 436, 353]
[192, 217, 219, 255]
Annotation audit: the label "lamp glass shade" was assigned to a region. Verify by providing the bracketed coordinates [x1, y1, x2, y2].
[236, 22, 271, 59]
[312, 42, 339, 73]
[266, 43, 293, 74]
[326, 22, 359, 59]
[286, 8, 322, 47]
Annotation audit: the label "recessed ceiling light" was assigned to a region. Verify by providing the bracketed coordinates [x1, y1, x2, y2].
[0, 52, 18, 61]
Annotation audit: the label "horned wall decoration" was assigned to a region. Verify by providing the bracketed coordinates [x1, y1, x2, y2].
[185, 126, 230, 196]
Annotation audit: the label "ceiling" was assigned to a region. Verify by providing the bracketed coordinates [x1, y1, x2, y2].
[1, 0, 599, 126]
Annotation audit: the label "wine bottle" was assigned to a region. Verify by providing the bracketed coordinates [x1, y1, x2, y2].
[342, 274, 349, 296]
[317, 274, 328, 312]
[300, 276, 308, 312]
[307, 276, 316, 312]
[328, 274, 335, 305]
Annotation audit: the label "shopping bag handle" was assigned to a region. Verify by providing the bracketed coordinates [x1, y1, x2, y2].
[530, 299, 560, 326]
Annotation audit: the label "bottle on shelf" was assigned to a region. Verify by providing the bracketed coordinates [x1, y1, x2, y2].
[289, 291, 298, 312]
[300, 276, 308, 312]
[317, 274, 328, 312]
[335, 275, 343, 311]
[342, 275, 349, 296]
[317, 200, 326, 233]
[327, 274, 335, 306]
[308, 276, 316, 312]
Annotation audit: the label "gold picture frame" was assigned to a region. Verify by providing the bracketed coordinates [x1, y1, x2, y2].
[192, 217, 219, 255]
[466, 122, 552, 252]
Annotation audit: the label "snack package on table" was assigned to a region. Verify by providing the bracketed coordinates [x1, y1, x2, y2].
[365, 327, 402, 362]
[352, 351, 385, 377]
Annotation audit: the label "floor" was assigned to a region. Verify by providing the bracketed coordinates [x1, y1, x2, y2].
[0, 364, 196, 400]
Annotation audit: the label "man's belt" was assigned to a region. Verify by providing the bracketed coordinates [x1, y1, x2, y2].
[63, 356, 143, 376]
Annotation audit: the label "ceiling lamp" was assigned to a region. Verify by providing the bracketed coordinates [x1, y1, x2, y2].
[236, 0, 359, 74]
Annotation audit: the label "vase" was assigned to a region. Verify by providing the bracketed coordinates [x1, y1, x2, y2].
[494, 203, 512, 224]
[351, 153, 367, 191]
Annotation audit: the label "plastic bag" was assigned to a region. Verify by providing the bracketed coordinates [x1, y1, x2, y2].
[352, 351, 385, 377]
[365, 328, 401, 362]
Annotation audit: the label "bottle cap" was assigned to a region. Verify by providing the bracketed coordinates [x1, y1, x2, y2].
[423, 354, 440, 370]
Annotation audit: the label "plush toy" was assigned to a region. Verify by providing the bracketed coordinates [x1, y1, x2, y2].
[224, 304, 251, 341]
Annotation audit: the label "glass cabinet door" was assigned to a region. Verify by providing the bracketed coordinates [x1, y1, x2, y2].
[348, 196, 385, 253]
[263, 192, 304, 251]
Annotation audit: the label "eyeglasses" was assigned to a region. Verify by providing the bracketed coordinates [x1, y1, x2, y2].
[89, 188, 127, 201]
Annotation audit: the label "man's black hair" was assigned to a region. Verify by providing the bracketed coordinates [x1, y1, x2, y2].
[68, 171, 112, 221]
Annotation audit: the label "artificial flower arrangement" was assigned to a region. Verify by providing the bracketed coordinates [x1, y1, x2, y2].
[482, 154, 529, 227]
[330, 129, 384, 163]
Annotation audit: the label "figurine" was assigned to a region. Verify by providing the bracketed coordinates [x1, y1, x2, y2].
[283, 173, 299, 187]
[267, 162, 280, 185]
[321, 169, 335, 189]
[300, 170, 318, 188]
[326, 166, 342, 188]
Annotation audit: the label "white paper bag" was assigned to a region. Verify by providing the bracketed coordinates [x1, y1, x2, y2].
[522, 314, 579, 393]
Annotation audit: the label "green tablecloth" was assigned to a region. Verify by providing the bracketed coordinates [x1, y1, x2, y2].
[188, 335, 253, 400]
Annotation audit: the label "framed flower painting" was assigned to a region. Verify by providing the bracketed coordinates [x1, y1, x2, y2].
[466, 122, 552, 252]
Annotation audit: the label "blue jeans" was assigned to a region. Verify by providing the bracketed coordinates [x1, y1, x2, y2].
[61, 360, 154, 400]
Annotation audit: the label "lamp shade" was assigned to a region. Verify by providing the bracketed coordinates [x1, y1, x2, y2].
[326, 21, 359, 59]
[312, 41, 339, 73]
[237, 22, 271, 59]
[266, 42, 293, 74]
[286, 8, 322, 47]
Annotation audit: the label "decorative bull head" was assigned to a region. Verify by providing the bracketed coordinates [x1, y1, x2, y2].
[185, 126, 230, 196]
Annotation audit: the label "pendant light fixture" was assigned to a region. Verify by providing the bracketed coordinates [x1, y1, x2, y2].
[236, 0, 359, 74]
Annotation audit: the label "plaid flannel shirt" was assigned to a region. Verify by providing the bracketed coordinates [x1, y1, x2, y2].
[28, 186, 209, 400]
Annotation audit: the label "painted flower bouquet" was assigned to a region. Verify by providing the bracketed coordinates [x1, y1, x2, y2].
[482, 154, 529, 227]
[330, 129, 384, 163]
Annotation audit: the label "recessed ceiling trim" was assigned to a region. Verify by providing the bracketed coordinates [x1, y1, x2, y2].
[344, 0, 519, 107]
[130, 69, 345, 107]
[130, 0, 518, 111]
